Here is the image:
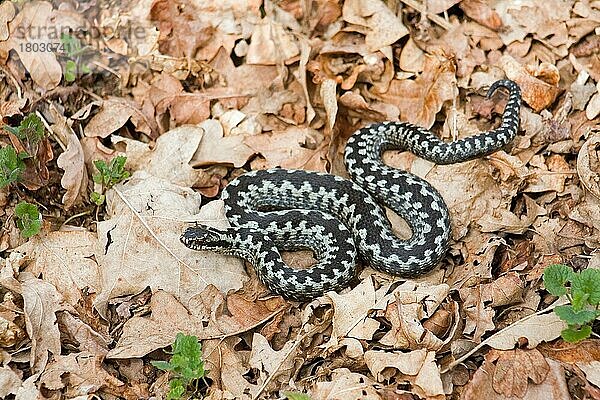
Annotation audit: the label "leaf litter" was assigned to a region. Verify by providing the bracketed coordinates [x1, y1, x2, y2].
[0, 0, 599, 399]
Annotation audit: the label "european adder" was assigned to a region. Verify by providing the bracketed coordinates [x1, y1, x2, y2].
[181, 80, 522, 300]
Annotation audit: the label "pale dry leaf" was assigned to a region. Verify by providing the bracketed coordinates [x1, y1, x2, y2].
[0, 1, 15, 41]
[16, 231, 100, 308]
[19, 273, 62, 374]
[380, 54, 457, 128]
[491, 349, 550, 398]
[364, 349, 444, 399]
[57, 132, 88, 209]
[84, 98, 136, 138]
[93, 173, 246, 316]
[0, 1, 63, 89]
[107, 290, 203, 359]
[478, 195, 546, 234]
[324, 278, 384, 348]
[246, 18, 299, 65]
[576, 132, 600, 200]
[576, 361, 600, 388]
[399, 38, 425, 73]
[39, 352, 130, 398]
[248, 333, 298, 394]
[486, 312, 566, 350]
[311, 368, 382, 400]
[57, 311, 109, 356]
[245, 127, 328, 171]
[426, 0, 461, 14]
[0, 366, 21, 398]
[321, 79, 338, 131]
[191, 119, 255, 168]
[459, 0, 503, 30]
[464, 355, 569, 400]
[586, 83, 600, 120]
[460, 285, 496, 342]
[342, 0, 409, 53]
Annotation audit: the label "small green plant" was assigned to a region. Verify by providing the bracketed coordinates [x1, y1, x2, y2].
[283, 392, 312, 400]
[60, 33, 91, 82]
[543, 264, 600, 343]
[0, 145, 26, 188]
[91, 155, 130, 205]
[151, 333, 206, 400]
[15, 202, 42, 238]
[4, 113, 46, 144]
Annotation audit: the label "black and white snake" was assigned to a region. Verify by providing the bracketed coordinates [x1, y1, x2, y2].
[181, 80, 522, 300]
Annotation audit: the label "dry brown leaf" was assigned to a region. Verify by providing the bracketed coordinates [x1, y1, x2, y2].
[311, 368, 382, 400]
[0, 1, 63, 89]
[248, 333, 299, 394]
[245, 127, 328, 171]
[39, 352, 134, 399]
[246, 18, 299, 64]
[586, 82, 600, 120]
[478, 195, 546, 234]
[489, 349, 550, 398]
[459, 0, 503, 30]
[459, 285, 496, 342]
[380, 54, 457, 128]
[0, 366, 21, 398]
[7, 132, 54, 191]
[192, 119, 255, 168]
[463, 354, 569, 400]
[365, 349, 444, 399]
[342, 0, 409, 55]
[19, 273, 62, 374]
[324, 278, 387, 349]
[0, 1, 15, 41]
[84, 98, 136, 138]
[486, 312, 565, 350]
[57, 132, 88, 209]
[500, 54, 560, 112]
[426, 0, 461, 14]
[93, 176, 246, 316]
[577, 132, 600, 200]
[379, 282, 449, 350]
[15, 231, 99, 308]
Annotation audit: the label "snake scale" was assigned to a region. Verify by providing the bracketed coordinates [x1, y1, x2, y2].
[181, 80, 522, 300]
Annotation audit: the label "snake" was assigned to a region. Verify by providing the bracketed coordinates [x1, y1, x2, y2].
[181, 80, 522, 300]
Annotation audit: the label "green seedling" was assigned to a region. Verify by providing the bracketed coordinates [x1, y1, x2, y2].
[15, 202, 42, 238]
[91, 155, 130, 205]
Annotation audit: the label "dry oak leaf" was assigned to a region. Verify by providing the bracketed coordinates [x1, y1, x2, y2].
[56, 129, 88, 209]
[459, 0, 503, 30]
[478, 194, 546, 234]
[246, 18, 299, 65]
[463, 354, 569, 400]
[586, 82, 600, 120]
[15, 230, 100, 308]
[342, 0, 409, 55]
[0, 1, 62, 89]
[576, 132, 600, 200]
[324, 278, 389, 350]
[248, 333, 299, 395]
[486, 312, 566, 350]
[39, 352, 134, 399]
[488, 349, 550, 398]
[116, 126, 206, 188]
[0, 366, 21, 398]
[192, 119, 255, 168]
[379, 282, 449, 350]
[245, 127, 328, 171]
[379, 54, 457, 128]
[0, 1, 15, 41]
[364, 349, 444, 399]
[93, 173, 246, 317]
[311, 368, 382, 400]
[500, 55, 560, 112]
[19, 272, 62, 374]
[459, 284, 496, 343]
[84, 98, 136, 138]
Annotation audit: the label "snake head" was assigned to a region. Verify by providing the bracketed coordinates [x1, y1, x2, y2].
[181, 226, 232, 251]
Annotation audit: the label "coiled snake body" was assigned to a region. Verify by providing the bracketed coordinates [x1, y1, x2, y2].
[181, 80, 521, 300]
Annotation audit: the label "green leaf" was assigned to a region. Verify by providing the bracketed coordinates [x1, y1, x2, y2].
[561, 325, 592, 343]
[14, 113, 45, 143]
[554, 305, 597, 325]
[543, 264, 573, 297]
[283, 391, 312, 400]
[64, 60, 76, 82]
[572, 268, 600, 306]
[167, 378, 186, 400]
[150, 360, 173, 371]
[60, 33, 81, 57]
[90, 191, 105, 206]
[15, 202, 42, 238]
[0, 145, 25, 187]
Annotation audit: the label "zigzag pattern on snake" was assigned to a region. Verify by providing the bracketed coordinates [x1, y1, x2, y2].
[181, 80, 522, 300]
